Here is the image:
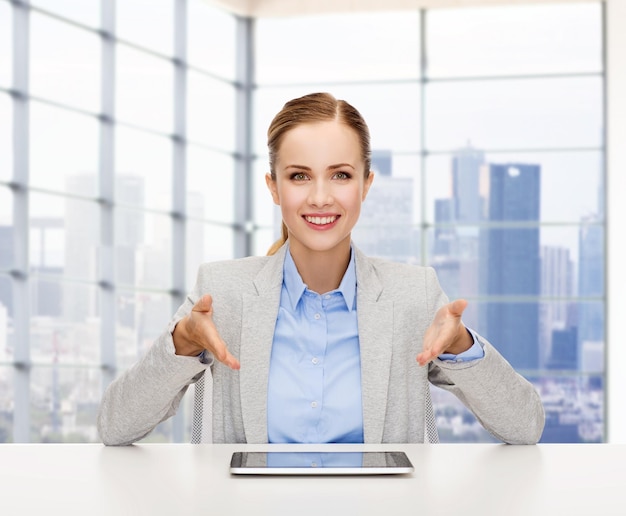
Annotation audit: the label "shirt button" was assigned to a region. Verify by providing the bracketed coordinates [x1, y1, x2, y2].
[324, 295, 331, 300]
[314, 313, 321, 320]
[311, 462, 318, 468]
[311, 401, 318, 408]
[312, 357, 319, 365]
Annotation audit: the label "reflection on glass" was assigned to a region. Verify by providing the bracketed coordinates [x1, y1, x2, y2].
[185, 223, 234, 291]
[30, 12, 100, 112]
[255, 11, 420, 84]
[0, 1, 11, 89]
[30, 366, 102, 442]
[116, 126, 172, 210]
[30, 102, 98, 196]
[30, 0, 100, 28]
[116, 0, 173, 55]
[114, 207, 172, 290]
[427, 3, 602, 78]
[425, 77, 603, 151]
[187, 71, 236, 150]
[116, 44, 173, 132]
[0, 278, 11, 360]
[187, 0, 236, 79]
[29, 192, 100, 282]
[0, 366, 13, 442]
[425, 150, 604, 224]
[254, 84, 421, 155]
[187, 146, 235, 224]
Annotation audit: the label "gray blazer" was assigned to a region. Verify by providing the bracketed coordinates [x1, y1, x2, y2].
[97, 244, 545, 446]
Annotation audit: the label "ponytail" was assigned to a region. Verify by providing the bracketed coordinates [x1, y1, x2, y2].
[267, 222, 288, 256]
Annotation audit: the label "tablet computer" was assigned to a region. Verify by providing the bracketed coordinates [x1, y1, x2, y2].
[229, 451, 414, 475]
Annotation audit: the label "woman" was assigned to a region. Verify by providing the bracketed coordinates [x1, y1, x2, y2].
[97, 93, 545, 446]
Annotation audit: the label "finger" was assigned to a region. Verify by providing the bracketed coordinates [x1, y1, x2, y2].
[447, 298, 468, 318]
[192, 294, 213, 313]
[211, 340, 241, 370]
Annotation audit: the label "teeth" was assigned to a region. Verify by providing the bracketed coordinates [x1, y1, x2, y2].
[305, 215, 337, 225]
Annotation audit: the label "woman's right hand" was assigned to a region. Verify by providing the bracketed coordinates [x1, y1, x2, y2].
[172, 294, 241, 370]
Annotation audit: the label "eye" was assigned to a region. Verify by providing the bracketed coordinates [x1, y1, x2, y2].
[333, 171, 351, 180]
[290, 172, 309, 181]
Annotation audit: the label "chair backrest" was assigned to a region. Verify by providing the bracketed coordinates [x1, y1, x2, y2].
[191, 371, 439, 444]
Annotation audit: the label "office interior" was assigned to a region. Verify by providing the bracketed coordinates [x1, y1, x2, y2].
[0, 0, 624, 445]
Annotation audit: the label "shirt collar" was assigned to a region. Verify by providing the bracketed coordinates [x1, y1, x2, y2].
[283, 244, 357, 312]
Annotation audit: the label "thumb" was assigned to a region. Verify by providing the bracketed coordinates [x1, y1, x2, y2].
[448, 298, 468, 318]
[192, 294, 213, 313]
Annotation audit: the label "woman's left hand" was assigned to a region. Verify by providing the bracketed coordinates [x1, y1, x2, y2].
[416, 299, 473, 366]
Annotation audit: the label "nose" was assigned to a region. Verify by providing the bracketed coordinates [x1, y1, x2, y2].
[308, 179, 333, 208]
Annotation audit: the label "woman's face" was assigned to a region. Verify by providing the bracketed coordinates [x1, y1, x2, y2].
[266, 120, 374, 257]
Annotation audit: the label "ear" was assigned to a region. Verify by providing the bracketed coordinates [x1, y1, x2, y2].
[362, 171, 375, 201]
[266, 173, 280, 205]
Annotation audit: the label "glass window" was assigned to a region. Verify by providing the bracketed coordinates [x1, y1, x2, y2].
[187, 145, 235, 224]
[0, 1, 11, 89]
[252, 158, 276, 228]
[0, 366, 13, 442]
[427, 3, 602, 78]
[187, 0, 236, 80]
[425, 76, 603, 151]
[187, 71, 236, 150]
[30, 12, 100, 112]
[0, 187, 12, 273]
[425, 151, 604, 224]
[0, 94, 11, 182]
[116, 289, 172, 372]
[29, 102, 98, 196]
[255, 11, 421, 84]
[116, 45, 173, 132]
[114, 207, 172, 291]
[30, 366, 102, 442]
[115, 126, 172, 211]
[185, 224, 234, 290]
[254, 84, 421, 155]
[116, 0, 173, 56]
[30, 0, 100, 28]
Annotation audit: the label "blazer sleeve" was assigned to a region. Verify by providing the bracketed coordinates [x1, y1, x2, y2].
[97, 275, 211, 446]
[424, 269, 546, 445]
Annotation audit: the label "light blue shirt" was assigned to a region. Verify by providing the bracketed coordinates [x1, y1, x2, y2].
[266, 245, 484, 443]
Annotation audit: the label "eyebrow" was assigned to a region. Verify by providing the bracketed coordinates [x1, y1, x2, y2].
[284, 163, 356, 171]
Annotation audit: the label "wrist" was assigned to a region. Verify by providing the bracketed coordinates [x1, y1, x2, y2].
[445, 327, 473, 355]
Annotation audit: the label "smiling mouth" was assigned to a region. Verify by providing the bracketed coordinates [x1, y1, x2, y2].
[304, 215, 339, 225]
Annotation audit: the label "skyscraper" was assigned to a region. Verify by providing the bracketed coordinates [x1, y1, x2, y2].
[482, 163, 541, 370]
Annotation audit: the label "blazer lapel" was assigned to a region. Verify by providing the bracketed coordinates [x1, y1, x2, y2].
[238, 245, 286, 443]
[354, 247, 394, 444]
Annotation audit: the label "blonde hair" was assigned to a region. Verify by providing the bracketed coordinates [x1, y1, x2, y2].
[266, 92, 372, 256]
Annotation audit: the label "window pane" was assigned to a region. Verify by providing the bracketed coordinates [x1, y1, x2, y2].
[30, 102, 98, 196]
[427, 3, 602, 78]
[185, 224, 234, 290]
[29, 193, 100, 282]
[30, 0, 100, 28]
[116, 290, 172, 372]
[30, 281, 101, 366]
[187, 71, 236, 150]
[116, 127, 172, 210]
[252, 227, 275, 258]
[0, 1, 11, 89]
[0, 93, 13, 181]
[0, 94, 11, 182]
[425, 77, 603, 151]
[0, 366, 13, 442]
[187, 0, 236, 80]
[114, 208, 172, 290]
[254, 84, 421, 155]
[425, 151, 604, 224]
[30, 366, 101, 442]
[187, 146, 235, 224]
[255, 11, 420, 84]
[0, 187, 12, 272]
[30, 12, 100, 112]
[116, 0, 173, 55]
[116, 45, 173, 132]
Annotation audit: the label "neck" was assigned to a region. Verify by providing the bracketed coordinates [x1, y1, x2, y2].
[289, 238, 351, 294]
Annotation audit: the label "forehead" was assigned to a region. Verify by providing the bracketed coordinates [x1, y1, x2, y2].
[278, 120, 362, 161]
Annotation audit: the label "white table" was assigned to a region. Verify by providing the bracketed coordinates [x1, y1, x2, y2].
[1, 443, 625, 516]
